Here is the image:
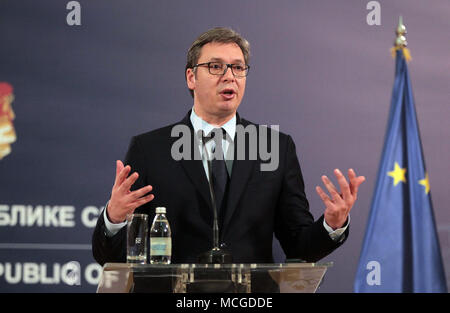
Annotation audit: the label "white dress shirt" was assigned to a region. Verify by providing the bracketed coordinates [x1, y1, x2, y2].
[190, 107, 235, 180]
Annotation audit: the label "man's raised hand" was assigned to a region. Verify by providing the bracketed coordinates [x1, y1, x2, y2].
[106, 160, 154, 223]
[315, 168, 365, 230]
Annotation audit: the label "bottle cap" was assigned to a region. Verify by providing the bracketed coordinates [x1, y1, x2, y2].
[155, 207, 166, 214]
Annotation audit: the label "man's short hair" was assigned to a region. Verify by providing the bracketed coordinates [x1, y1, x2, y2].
[185, 27, 251, 98]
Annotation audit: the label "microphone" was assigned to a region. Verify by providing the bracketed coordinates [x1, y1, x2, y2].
[197, 129, 232, 264]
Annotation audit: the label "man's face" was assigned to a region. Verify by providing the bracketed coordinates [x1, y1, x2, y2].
[186, 42, 246, 124]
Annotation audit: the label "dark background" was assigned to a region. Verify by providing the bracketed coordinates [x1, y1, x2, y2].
[0, 0, 449, 292]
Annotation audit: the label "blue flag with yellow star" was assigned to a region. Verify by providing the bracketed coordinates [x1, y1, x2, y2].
[354, 49, 447, 292]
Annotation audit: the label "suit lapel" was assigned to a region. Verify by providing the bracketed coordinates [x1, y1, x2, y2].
[177, 111, 213, 208]
[222, 115, 256, 235]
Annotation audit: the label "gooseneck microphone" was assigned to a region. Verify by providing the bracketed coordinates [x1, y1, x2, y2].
[197, 129, 233, 264]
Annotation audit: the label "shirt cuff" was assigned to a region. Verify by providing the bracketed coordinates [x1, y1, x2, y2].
[103, 202, 127, 237]
[323, 215, 350, 242]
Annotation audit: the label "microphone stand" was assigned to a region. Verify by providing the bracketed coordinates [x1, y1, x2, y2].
[197, 131, 233, 264]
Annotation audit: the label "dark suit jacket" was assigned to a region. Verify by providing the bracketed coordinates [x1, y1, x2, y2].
[92, 111, 348, 266]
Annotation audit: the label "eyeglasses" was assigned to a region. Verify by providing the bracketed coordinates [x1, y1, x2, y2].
[193, 62, 250, 77]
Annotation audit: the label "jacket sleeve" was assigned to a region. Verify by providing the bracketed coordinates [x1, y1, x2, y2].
[274, 135, 349, 262]
[91, 209, 127, 266]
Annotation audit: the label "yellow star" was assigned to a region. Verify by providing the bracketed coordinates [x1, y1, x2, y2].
[419, 173, 430, 194]
[387, 162, 407, 186]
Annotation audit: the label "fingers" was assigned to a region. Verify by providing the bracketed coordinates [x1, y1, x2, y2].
[321, 175, 341, 202]
[120, 171, 139, 192]
[348, 168, 357, 194]
[318, 168, 362, 207]
[315, 186, 333, 207]
[115, 160, 124, 179]
[114, 161, 147, 194]
[129, 185, 153, 201]
[348, 168, 366, 196]
[109, 190, 155, 223]
[131, 193, 155, 209]
[318, 168, 365, 229]
[114, 160, 122, 185]
[114, 161, 131, 187]
[333, 169, 352, 202]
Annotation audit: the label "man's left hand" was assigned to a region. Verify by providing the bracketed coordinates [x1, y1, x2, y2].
[315, 168, 365, 230]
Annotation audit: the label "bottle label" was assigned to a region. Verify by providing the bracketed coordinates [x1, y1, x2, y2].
[150, 237, 172, 256]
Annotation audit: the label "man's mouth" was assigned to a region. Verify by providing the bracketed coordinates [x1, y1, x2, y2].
[220, 88, 236, 100]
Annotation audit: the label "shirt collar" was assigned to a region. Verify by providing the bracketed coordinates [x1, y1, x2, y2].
[190, 107, 236, 141]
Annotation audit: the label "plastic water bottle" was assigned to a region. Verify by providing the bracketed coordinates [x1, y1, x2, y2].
[149, 207, 172, 264]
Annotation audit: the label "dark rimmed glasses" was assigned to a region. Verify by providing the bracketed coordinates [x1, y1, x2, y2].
[193, 62, 250, 77]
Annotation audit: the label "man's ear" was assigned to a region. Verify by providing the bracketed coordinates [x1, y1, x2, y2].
[186, 68, 196, 91]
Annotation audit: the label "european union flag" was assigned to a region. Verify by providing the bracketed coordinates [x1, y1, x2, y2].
[354, 48, 447, 292]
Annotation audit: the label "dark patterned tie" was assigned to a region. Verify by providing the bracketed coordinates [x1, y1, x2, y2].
[203, 128, 229, 213]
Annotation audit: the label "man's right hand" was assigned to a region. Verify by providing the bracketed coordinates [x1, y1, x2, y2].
[106, 160, 154, 224]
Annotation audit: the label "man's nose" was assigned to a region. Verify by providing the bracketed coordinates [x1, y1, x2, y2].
[222, 65, 235, 81]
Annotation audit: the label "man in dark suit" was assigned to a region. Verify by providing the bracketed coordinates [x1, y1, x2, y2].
[92, 27, 365, 266]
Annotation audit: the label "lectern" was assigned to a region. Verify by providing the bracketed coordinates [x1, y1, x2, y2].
[97, 262, 332, 293]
